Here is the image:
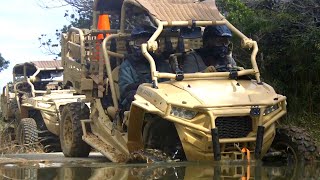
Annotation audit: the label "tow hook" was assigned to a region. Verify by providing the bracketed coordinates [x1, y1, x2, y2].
[241, 147, 251, 162]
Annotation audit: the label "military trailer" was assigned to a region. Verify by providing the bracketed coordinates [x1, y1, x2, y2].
[0, 60, 85, 151]
[60, 0, 318, 162]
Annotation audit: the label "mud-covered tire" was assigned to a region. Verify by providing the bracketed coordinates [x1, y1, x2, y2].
[143, 117, 185, 161]
[271, 126, 319, 162]
[17, 118, 38, 145]
[60, 102, 90, 157]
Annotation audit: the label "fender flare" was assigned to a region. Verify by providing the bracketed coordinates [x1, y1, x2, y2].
[126, 95, 164, 152]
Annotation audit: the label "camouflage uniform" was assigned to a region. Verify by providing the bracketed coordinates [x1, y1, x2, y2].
[119, 54, 169, 110]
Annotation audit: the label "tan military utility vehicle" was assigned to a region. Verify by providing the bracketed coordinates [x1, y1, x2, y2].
[0, 83, 16, 144]
[0, 60, 85, 151]
[1, 83, 16, 123]
[61, 0, 318, 162]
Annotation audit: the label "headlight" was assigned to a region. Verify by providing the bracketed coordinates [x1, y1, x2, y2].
[170, 107, 198, 120]
[263, 104, 279, 115]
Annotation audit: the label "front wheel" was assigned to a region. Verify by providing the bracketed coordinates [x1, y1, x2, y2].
[60, 102, 91, 157]
[143, 117, 186, 161]
[270, 126, 319, 163]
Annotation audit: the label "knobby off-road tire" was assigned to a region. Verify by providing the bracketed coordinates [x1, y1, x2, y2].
[17, 118, 38, 145]
[271, 125, 319, 162]
[60, 102, 90, 157]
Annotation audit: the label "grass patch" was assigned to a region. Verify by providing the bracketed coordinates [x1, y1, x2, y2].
[0, 123, 44, 154]
[281, 113, 320, 146]
[0, 143, 44, 154]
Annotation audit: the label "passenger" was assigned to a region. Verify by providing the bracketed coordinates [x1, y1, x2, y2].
[119, 26, 170, 111]
[183, 25, 236, 73]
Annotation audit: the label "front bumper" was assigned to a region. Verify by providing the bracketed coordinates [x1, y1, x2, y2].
[163, 96, 287, 161]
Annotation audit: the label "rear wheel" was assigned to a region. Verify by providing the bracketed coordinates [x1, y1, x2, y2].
[17, 118, 38, 145]
[60, 102, 90, 157]
[270, 126, 319, 163]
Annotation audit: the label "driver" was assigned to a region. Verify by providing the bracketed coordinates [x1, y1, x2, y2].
[119, 25, 170, 111]
[183, 25, 236, 73]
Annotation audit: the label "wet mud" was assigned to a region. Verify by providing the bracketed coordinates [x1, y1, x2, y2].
[1, 154, 320, 180]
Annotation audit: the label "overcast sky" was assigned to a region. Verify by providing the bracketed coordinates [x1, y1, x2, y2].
[0, 0, 72, 88]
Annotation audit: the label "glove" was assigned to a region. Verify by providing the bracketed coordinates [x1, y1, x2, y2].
[202, 66, 217, 73]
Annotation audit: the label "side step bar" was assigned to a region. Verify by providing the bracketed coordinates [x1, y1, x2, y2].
[81, 119, 128, 163]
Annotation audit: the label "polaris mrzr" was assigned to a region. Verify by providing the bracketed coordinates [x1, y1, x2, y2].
[0, 60, 85, 151]
[60, 0, 318, 162]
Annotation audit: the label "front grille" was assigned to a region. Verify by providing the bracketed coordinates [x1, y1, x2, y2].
[216, 116, 252, 138]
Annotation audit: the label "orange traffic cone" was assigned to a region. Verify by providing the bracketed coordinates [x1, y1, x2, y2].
[95, 14, 110, 61]
[97, 14, 110, 40]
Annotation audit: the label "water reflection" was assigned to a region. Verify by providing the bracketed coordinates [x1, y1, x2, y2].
[1, 161, 320, 180]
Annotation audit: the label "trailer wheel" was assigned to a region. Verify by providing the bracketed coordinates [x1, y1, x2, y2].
[270, 126, 319, 163]
[60, 102, 90, 157]
[17, 118, 38, 145]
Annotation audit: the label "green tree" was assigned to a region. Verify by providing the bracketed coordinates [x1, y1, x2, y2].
[38, 0, 93, 57]
[0, 53, 9, 72]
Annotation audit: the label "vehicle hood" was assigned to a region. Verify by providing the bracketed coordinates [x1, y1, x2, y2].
[163, 79, 281, 107]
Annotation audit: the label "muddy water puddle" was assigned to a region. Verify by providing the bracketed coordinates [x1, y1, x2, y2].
[1, 161, 320, 179]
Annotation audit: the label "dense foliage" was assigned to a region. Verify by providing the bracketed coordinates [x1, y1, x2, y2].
[218, 0, 320, 115]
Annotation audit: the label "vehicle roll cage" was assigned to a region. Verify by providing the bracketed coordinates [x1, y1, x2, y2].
[12, 62, 67, 98]
[108, 1, 259, 86]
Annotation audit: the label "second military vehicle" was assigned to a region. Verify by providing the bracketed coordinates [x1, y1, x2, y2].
[0, 60, 85, 151]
